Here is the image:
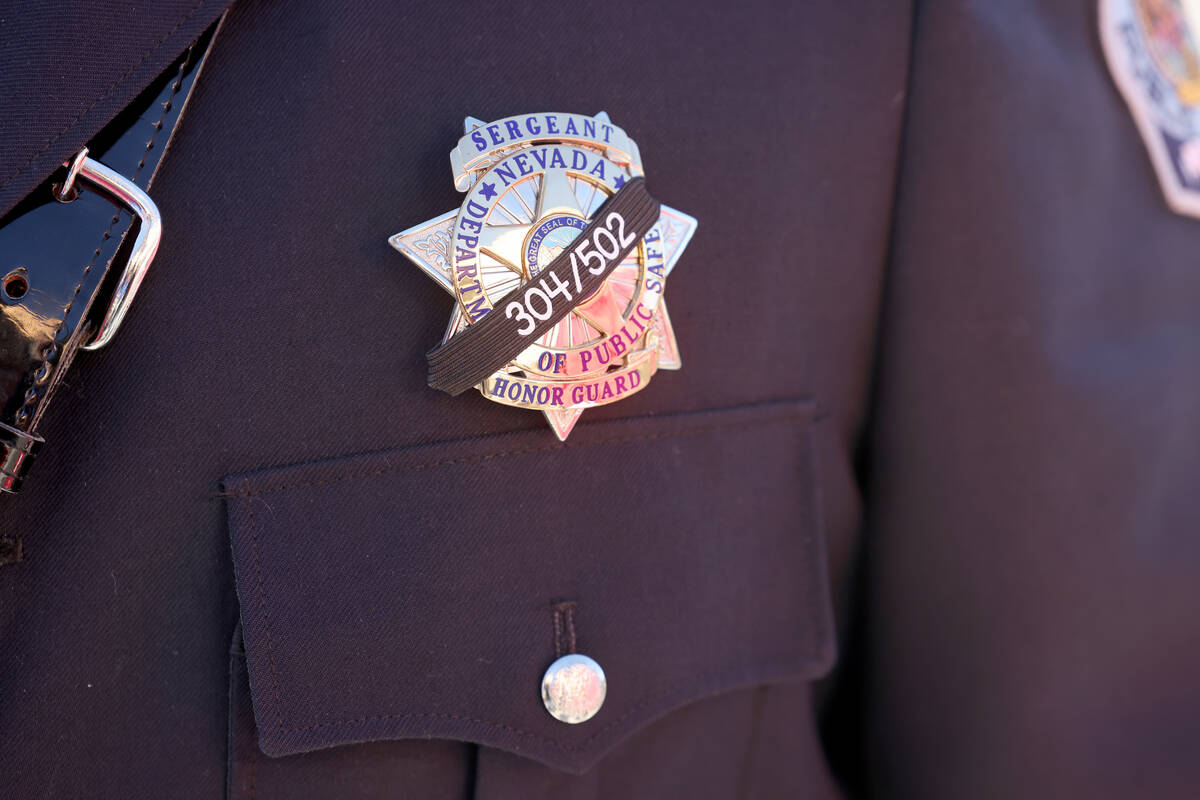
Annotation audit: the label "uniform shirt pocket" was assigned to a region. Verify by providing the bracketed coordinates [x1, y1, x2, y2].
[224, 399, 833, 775]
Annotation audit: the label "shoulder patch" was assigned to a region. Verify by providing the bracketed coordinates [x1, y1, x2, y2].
[1101, 0, 1200, 217]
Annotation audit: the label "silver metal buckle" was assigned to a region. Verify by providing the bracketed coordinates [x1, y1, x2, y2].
[56, 147, 162, 350]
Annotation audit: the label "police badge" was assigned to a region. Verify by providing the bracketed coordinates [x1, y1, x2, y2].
[390, 113, 697, 439]
[1102, 0, 1200, 216]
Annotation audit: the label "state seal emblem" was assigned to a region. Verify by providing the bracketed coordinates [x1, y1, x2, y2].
[1102, 0, 1200, 216]
[390, 112, 697, 439]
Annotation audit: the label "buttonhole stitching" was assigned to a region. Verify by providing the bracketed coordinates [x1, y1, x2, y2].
[551, 601, 578, 659]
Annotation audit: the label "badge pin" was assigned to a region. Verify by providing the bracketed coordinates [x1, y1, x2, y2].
[1102, 0, 1200, 217]
[390, 112, 697, 439]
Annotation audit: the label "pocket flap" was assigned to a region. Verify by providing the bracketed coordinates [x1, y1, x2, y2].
[225, 400, 833, 773]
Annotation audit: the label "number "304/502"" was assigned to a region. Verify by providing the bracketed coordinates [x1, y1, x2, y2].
[505, 211, 638, 337]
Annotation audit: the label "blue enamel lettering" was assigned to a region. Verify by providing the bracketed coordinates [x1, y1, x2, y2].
[495, 163, 517, 186]
[464, 294, 489, 321]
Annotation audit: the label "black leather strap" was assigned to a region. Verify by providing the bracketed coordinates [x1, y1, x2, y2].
[0, 22, 220, 496]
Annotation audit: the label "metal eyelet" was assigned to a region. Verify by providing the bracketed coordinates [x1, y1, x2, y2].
[1, 268, 29, 304]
